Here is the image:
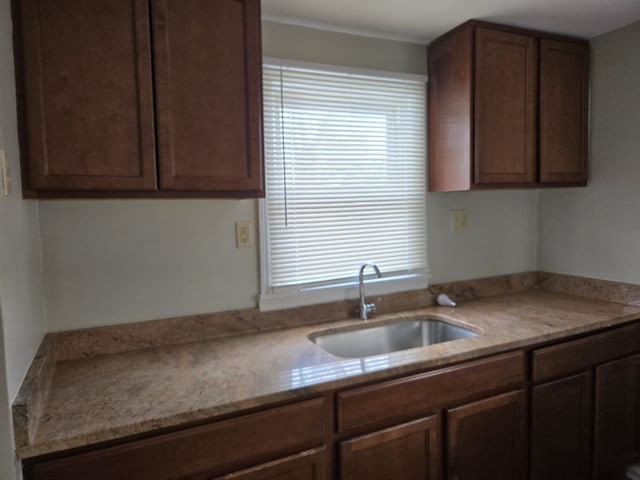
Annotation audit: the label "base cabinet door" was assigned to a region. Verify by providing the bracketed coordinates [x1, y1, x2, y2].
[594, 354, 640, 479]
[213, 448, 327, 480]
[531, 372, 593, 480]
[446, 390, 527, 480]
[339, 416, 441, 480]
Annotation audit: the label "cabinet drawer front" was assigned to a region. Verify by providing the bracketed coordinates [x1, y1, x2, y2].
[532, 321, 640, 383]
[30, 398, 326, 480]
[336, 351, 525, 434]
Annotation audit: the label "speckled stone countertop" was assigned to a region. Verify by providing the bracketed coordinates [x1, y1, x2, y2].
[13, 272, 640, 460]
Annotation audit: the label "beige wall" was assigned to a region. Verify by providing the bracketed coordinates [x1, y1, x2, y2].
[0, 0, 47, 476]
[40, 200, 259, 330]
[538, 20, 640, 282]
[262, 21, 427, 74]
[38, 21, 539, 331]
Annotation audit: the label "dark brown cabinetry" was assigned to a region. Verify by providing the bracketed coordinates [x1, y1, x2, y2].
[530, 322, 640, 479]
[339, 416, 441, 480]
[13, 0, 264, 198]
[337, 351, 527, 480]
[26, 398, 327, 480]
[428, 20, 589, 191]
[447, 390, 527, 480]
[531, 372, 593, 479]
[539, 39, 590, 184]
[15, 0, 157, 192]
[594, 354, 640, 479]
[474, 28, 538, 186]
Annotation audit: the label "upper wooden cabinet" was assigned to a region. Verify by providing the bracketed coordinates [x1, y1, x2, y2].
[13, 0, 264, 198]
[539, 39, 590, 184]
[428, 20, 589, 192]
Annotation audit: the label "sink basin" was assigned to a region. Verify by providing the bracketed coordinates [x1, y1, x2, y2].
[311, 318, 477, 358]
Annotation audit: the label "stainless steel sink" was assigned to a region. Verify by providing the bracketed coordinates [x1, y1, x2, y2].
[310, 318, 477, 358]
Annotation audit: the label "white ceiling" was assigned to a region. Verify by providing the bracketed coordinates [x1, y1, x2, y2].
[262, 0, 640, 43]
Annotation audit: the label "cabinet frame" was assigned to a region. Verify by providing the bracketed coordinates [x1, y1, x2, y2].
[12, 0, 264, 198]
[428, 19, 589, 192]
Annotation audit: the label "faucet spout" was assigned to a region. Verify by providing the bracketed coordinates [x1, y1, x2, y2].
[359, 263, 382, 321]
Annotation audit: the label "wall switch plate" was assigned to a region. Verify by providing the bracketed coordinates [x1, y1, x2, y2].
[236, 221, 253, 248]
[1, 149, 10, 197]
[451, 209, 469, 232]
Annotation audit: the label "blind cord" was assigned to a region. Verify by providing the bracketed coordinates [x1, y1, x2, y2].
[279, 68, 289, 227]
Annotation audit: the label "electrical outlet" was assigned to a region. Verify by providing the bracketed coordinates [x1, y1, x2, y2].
[451, 209, 469, 232]
[236, 221, 253, 248]
[1, 150, 10, 197]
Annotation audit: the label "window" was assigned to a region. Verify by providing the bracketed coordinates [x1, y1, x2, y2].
[260, 60, 428, 310]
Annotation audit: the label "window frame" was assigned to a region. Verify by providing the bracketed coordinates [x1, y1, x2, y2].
[259, 58, 430, 312]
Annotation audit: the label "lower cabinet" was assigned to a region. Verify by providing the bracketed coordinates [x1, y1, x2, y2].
[213, 448, 327, 480]
[337, 351, 527, 480]
[530, 321, 640, 480]
[339, 416, 441, 480]
[531, 372, 593, 479]
[594, 354, 640, 479]
[26, 398, 328, 480]
[339, 389, 528, 480]
[447, 390, 527, 480]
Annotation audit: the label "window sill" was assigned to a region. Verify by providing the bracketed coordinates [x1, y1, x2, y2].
[259, 274, 430, 312]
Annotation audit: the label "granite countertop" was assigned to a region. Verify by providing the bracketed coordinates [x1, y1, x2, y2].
[13, 273, 640, 460]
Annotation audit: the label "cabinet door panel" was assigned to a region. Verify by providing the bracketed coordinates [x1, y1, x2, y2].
[594, 354, 640, 479]
[152, 0, 263, 194]
[531, 372, 592, 480]
[340, 416, 441, 480]
[212, 448, 327, 480]
[540, 39, 589, 184]
[17, 0, 157, 191]
[447, 390, 526, 480]
[474, 28, 537, 185]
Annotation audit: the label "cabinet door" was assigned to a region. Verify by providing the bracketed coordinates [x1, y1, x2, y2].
[152, 0, 264, 195]
[539, 39, 589, 185]
[212, 448, 327, 480]
[474, 28, 537, 185]
[340, 416, 441, 480]
[446, 390, 526, 480]
[594, 354, 640, 479]
[531, 372, 593, 480]
[16, 0, 157, 191]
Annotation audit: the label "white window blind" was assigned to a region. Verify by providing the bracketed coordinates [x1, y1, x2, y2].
[260, 61, 428, 309]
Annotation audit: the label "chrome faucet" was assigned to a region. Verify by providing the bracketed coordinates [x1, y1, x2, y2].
[359, 263, 382, 321]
